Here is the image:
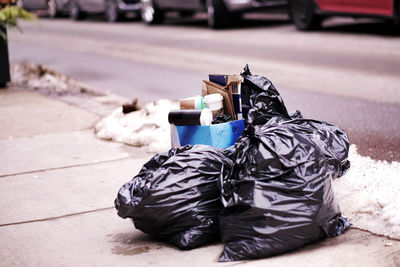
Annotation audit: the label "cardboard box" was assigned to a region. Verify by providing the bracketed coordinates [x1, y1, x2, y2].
[202, 75, 243, 120]
[209, 74, 242, 87]
[202, 80, 236, 119]
[171, 119, 245, 149]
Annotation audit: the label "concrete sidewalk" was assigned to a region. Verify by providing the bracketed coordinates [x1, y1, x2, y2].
[0, 87, 399, 267]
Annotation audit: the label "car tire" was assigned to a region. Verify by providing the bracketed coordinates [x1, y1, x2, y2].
[206, 0, 232, 29]
[140, 0, 164, 25]
[69, 0, 85, 21]
[105, 0, 121, 22]
[48, 0, 61, 18]
[289, 0, 322, 31]
[395, 0, 400, 31]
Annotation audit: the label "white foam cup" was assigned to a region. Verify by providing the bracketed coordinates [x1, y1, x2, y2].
[203, 94, 224, 116]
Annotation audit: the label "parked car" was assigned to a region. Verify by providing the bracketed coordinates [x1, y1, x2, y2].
[69, 0, 141, 22]
[289, 0, 399, 30]
[140, 0, 287, 29]
[17, 0, 69, 17]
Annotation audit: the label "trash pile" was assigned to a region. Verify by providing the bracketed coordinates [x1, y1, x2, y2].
[115, 65, 352, 261]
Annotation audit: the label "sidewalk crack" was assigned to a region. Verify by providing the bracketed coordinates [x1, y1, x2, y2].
[0, 207, 114, 227]
[0, 156, 132, 179]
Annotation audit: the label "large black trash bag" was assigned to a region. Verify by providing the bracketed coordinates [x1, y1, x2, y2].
[268, 117, 350, 177]
[115, 145, 233, 250]
[240, 64, 291, 125]
[241, 65, 350, 176]
[218, 123, 350, 262]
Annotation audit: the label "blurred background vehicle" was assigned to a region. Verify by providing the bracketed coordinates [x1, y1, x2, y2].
[68, 0, 140, 22]
[289, 0, 399, 31]
[140, 0, 287, 29]
[17, 0, 69, 17]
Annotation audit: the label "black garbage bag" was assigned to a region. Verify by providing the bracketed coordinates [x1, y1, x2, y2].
[115, 145, 233, 250]
[268, 117, 350, 177]
[289, 109, 303, 119]
[218, 123, 350, 262]
[240, 64, 291, 125]
[241, 65, 350, 177]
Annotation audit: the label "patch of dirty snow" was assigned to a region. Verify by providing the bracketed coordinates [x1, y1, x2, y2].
[95, 100, 178, 153]
[334, 145, 400, 240]
[11, 62, 103, 97]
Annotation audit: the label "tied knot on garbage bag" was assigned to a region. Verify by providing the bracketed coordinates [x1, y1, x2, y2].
[115, 64, 351, 262]
[240, 64, 291, 126]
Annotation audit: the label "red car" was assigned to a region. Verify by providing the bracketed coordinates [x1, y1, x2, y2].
[289, 0, 399, 30]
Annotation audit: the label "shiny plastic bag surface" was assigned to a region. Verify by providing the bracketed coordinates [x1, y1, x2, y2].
[115, 145, 233, 250]
[240, 64, 290, 126]
[240, 65, 349, 175]
[268, 117, 350, 177]
[218, 123, 350, 262]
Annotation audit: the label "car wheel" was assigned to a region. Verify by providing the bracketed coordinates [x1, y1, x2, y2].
[48, 0, 60, 18]
[69, 0, 85, 20]
[289, 0, 322, 31]
[140, 0, 164, 25]
[105, 0, 121, 22]
[206, 0, 232, 29]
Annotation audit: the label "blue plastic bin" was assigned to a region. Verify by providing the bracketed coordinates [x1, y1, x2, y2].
[171, 120, 245, 149]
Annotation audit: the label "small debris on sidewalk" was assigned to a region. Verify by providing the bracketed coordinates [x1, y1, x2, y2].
[122, 98, 139, 114]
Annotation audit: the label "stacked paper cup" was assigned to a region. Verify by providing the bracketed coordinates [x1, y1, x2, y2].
[203, 94, 224, 117]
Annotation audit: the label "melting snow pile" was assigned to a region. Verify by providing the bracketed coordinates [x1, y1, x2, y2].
[95, 100, 178, 153]
[334, 145, 400, 240]
[11, 62, 102, 96]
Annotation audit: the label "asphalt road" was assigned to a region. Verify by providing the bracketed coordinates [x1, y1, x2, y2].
[7, 13, 400, 162]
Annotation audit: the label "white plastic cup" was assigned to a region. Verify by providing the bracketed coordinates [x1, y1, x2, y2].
[203, 94, 224, 117]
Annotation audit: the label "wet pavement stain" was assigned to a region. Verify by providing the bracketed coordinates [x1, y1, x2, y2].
[109, 233, 155, 256]
[112, 245, 150, 256]
[109, 232, 151, 244]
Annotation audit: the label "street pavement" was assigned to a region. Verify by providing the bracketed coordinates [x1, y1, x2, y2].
[1, 86, 400, 266]
[8, 17, 400, 162]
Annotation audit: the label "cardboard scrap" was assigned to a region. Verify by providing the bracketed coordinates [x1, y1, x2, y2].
[202, 80, 236, 120]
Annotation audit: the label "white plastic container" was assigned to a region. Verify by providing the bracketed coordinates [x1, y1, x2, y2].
[200, 108, 213, 126]
[203, 94, 224, 116]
